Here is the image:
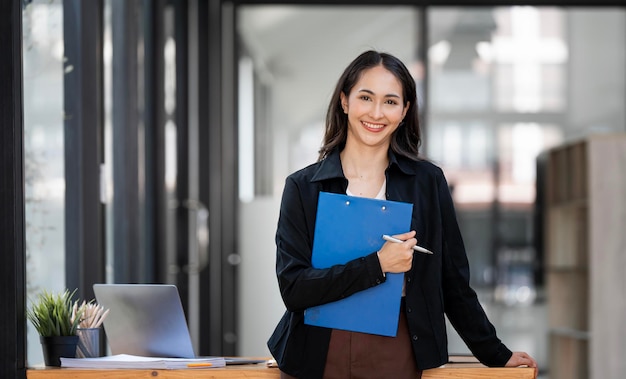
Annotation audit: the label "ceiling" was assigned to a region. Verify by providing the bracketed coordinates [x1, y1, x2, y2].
[235, 6, 496, 135]
[236, 5, 422, 132]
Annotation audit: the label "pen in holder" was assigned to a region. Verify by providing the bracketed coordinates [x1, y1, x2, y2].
[76, 327, 101, 358]
[72, 300, 109, 358]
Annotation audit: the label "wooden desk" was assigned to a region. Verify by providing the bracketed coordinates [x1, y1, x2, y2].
[27, 363, 536, 379]
[27, 365, 278, 379]
[423, 364, 536, 379]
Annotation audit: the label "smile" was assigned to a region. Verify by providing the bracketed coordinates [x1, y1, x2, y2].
[362, 121, 386, 131]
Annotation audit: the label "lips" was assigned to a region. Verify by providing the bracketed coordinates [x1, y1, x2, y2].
[362, 121, 386, 132]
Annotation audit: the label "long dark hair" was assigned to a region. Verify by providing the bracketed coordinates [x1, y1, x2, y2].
[318, 50, 421, 161]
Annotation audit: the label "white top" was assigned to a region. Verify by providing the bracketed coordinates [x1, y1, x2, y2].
[346, 179, 387, 200]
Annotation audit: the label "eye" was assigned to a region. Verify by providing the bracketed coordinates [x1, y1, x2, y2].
[359, 95, 371, 101]
[385, 99, 399, 105]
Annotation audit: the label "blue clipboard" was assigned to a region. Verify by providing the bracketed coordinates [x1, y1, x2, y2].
[304, 192, 413, 337]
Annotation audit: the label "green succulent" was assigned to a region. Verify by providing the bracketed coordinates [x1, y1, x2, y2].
[26, 289, 83, 337]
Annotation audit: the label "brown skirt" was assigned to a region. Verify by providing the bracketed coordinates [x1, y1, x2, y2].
[280, 306, 422, 379]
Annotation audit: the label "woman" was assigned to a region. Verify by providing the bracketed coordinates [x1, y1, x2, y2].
[268, 50, 537, 379]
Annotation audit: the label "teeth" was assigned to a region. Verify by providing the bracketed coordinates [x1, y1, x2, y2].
[363, 121, 384, 129]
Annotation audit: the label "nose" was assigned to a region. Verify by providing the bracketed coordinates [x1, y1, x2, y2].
[369, 102, 384, 119]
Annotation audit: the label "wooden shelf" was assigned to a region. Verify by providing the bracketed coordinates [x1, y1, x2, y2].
[548, 333, 589, 379]
[544, 134, 626, 379]
[546, 142, 588, 205]
[545, 204, 588, 269]
[546, 271, 588, 331]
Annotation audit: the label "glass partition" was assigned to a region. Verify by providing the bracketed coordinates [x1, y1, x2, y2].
[427, 6, 625, 368]
[23, 0, 66, 366]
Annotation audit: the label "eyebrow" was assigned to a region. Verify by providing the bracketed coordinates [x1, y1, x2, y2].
[358, 88, 402, 99]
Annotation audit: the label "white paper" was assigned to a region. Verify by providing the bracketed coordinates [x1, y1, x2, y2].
[60, 354, 226, 369]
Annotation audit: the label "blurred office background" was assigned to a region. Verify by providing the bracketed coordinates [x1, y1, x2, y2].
[16, 1, 626, 378]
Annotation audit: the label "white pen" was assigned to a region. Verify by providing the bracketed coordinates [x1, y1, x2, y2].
[382, 234, 434, 255]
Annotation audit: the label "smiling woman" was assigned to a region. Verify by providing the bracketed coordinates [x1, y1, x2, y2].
[267, 50, 537, 379]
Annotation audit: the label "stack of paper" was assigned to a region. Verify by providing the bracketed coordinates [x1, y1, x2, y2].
[60, 354, 226, 369]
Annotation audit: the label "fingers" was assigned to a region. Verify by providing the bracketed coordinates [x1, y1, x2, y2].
[392, 230, 416, 240]
[379, 232, 415, 274]
[390, 231, 417, 254]
[525, 354, 538, 368]
[506, 352, 538, 368]
[383, 230, 417, 252]
[519, 352, 537, 368]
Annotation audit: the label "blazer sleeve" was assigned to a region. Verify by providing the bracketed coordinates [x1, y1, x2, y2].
[275, 176, 386, 312]
[437, 172, 513, 367]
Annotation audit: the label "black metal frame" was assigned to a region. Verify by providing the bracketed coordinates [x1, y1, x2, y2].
[197, 0, 221, 355]
[219, 1, 239, 356]
[0, 1, 26, 377]
[111, 0, 142, 283]
[198, 0, 240, 357]
[63, 0, 107, 303]
[174, 0, 191, 313]
[144, 0, 168, 284]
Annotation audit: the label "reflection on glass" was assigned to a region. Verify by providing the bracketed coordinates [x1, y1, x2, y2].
[428, 7, 567, 208]
[491, 7, 567, 113]
[238, 56, 255, 202]
[23, 0, 65, 366]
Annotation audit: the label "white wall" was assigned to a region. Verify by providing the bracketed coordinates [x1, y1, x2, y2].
[237, 196, 285, 357]
[567, 9, 626, 140]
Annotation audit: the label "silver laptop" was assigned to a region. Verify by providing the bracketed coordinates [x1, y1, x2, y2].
[93, 284, 196, 358]
[93, 284, 265, 364]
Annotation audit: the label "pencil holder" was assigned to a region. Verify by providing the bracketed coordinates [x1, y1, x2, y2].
[76, 327, 102, 358]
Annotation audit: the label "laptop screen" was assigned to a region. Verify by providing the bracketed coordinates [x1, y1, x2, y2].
[93, 284, 196, 358]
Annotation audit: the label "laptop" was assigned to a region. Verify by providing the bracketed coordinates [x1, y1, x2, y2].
[93, 284, 265, 365]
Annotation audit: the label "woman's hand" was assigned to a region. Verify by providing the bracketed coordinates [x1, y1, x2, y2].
[505, 351, 537, 368]
[377, 231, 416, 274]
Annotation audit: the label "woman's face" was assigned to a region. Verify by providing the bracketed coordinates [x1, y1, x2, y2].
[340, 65, 409, 150]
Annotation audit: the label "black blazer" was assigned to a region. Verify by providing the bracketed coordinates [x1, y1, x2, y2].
[268, 149, 512, 379]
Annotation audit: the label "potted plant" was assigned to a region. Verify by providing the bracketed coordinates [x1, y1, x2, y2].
[26, 289, 83, 366]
